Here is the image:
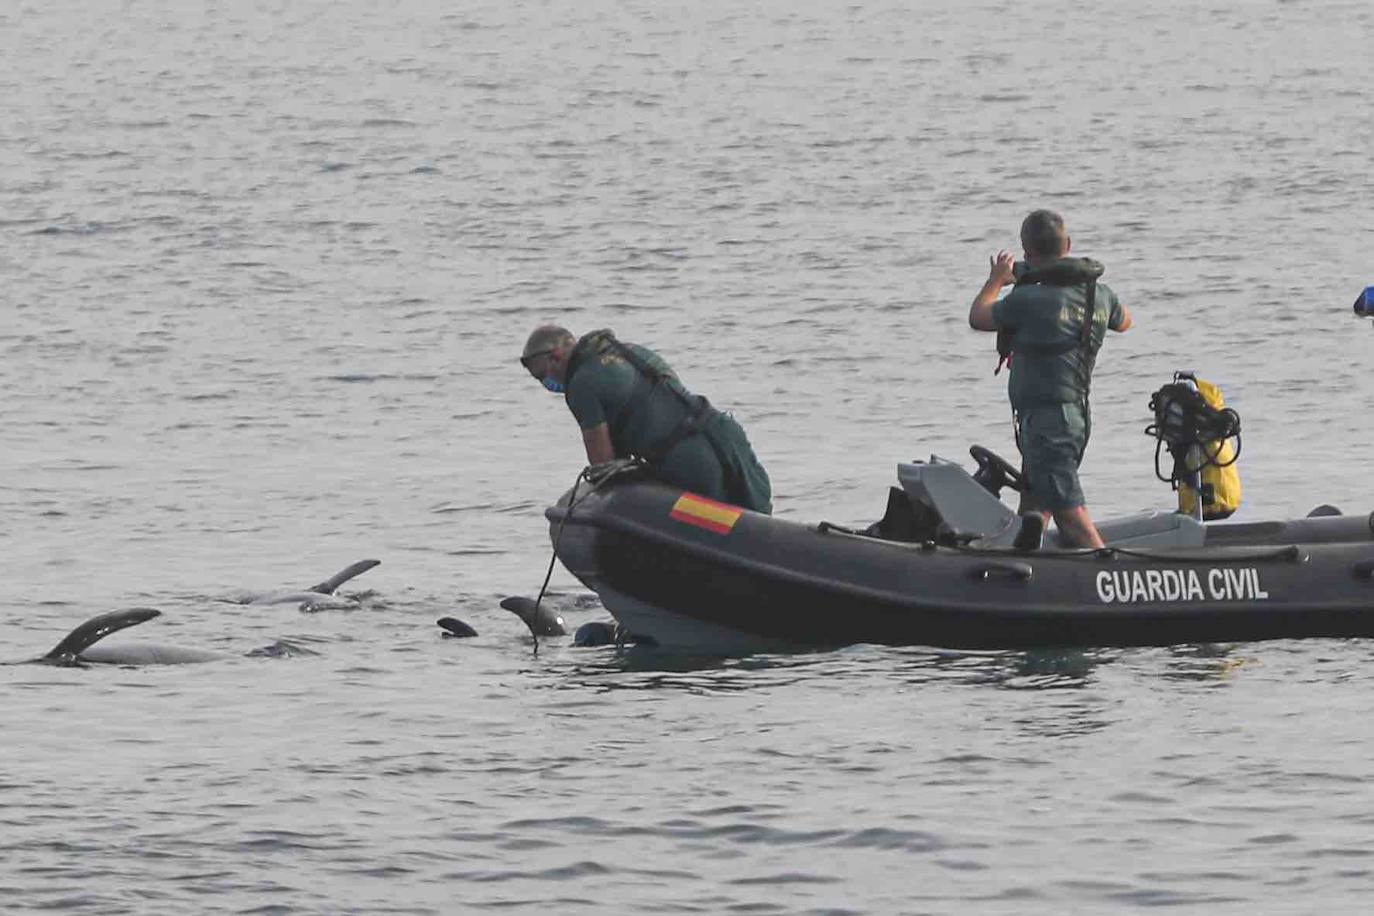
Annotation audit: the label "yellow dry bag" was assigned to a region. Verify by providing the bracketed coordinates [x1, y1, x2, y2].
[1147, 374, 1243, 521]
[1177, 378, 1242, 520]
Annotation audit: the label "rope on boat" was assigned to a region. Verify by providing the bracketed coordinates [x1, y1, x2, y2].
[529, 459, 645, 654]
[1094, 543, 1308, 565]
[818, 520, 1310, 565]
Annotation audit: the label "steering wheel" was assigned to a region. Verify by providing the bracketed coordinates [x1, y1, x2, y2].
[970, 445, 1026, 497]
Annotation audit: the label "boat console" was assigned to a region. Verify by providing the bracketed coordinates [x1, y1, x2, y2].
[896, 456, 1206, 550]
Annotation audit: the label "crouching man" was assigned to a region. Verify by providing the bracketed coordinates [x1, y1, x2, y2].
[520, 325, 772, 513]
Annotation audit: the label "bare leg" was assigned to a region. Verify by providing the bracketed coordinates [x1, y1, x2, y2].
[1052, 506, 1105, 549]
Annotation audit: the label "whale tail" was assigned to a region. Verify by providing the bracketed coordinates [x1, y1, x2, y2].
[309, 559, 381, 595]
[500, 596, 567, 637]
[44, 608, 162, 664]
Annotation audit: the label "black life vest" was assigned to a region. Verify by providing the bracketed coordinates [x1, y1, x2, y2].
[994, 257, 1105, 376]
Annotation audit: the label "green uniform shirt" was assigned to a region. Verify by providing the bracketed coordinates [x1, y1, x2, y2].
[565, 337, 695, 460]
[563, 331, 774, 514]
[991, 257, 1126, 411]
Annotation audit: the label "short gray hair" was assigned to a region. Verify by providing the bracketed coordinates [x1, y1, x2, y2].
[522, 324, 575, 360]
[1020, 209, 1068, 260]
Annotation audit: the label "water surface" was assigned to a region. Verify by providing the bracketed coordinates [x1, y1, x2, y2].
[2, 1, 1372, 912]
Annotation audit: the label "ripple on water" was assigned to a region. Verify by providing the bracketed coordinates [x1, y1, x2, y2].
[3, 0, 1374, 913]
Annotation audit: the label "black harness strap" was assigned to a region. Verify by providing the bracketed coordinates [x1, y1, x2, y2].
[569, 331, 743, 497]
[1004, 267, 1101, 464]
[639, 395, 716, 465]
[603, 335, 753, 505]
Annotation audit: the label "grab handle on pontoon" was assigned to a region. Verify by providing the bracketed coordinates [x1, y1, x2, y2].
[969, 561, 1034, 583]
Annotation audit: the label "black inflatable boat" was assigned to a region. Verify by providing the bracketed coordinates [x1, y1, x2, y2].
[546, 379, 1374, 652]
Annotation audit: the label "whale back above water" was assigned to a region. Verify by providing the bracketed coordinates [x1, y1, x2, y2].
[77, 642, 225, 665]
[437, 617, 478, 637]
[499, 596, 566, 637]
[239, 559, 381, 607]
[39, 608, 225, 666]
[308, 559, 381, 595]
[44, 607, 162, 664]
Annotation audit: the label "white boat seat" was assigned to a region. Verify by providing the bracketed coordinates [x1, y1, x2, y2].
[898, 458, 1023, 546]
[898, 457, 1206, 550]
[1067, 509, 1206, 548]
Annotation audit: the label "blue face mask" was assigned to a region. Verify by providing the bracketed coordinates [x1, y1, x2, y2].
[542, 376, 565, 394]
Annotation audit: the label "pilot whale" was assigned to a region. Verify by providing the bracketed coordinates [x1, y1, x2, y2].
[30, 608, 224, 666]
[21, 608, 319, 666]
[226, 559, 380, 608]
[500, 595, 566, 637]
[437, 617, 478, 637]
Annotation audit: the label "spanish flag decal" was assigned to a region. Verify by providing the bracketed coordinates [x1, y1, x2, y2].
[669, 493, 742, 535]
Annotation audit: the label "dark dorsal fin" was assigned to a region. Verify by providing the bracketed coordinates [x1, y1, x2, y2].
[499, 595, 567, 636]
[310, 559, 380, 595]
[436, 617, 478, 638]
[45, 608, 162, 662]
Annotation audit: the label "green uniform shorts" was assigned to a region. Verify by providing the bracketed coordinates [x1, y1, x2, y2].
[1016, 403, 1089, 512]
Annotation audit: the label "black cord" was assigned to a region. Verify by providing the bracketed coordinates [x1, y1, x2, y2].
[527, 459, 645, 655]
[528, 473, 582, 656]
[1146, 385, 1242, 486]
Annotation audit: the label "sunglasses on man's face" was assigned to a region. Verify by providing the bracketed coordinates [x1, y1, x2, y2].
[520, 350, 554, 376]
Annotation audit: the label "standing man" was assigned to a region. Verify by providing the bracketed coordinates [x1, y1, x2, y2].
[520, 325, 773, 513]
[967, 210, 1132, 548]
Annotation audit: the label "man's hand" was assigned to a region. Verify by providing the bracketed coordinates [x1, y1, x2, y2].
[584, 460, 633, 485]
[988, 250, 1016, 287]
[969, 249, 1015, 332]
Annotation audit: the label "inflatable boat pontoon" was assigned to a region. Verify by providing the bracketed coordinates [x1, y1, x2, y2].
[546, 377, 1374, 652]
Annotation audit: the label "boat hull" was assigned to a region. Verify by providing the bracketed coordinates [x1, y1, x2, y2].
[549, 477, 1374, 652]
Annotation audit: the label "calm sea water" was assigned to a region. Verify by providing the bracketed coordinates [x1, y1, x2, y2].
[3, 1, 1373, 912]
